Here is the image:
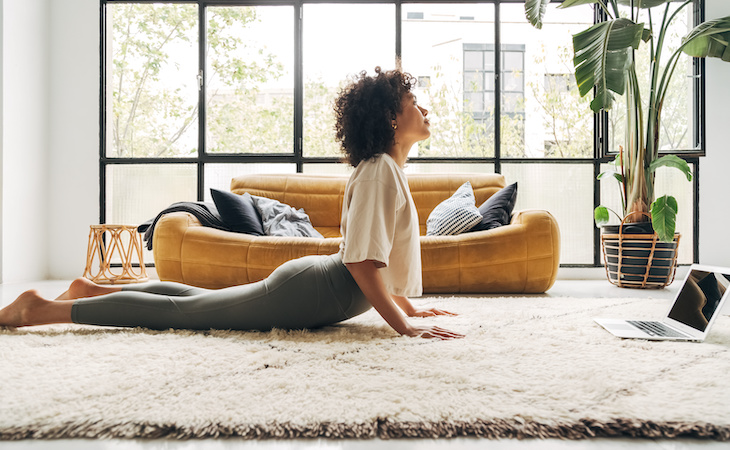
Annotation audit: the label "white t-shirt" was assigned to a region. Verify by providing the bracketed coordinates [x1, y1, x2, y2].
[339, 153, 423, 297]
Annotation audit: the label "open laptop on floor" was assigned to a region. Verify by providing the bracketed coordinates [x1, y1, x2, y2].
[594, 264, 730, 342]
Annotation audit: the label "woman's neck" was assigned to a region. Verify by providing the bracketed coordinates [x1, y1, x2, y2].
[387, 141, 411, 168]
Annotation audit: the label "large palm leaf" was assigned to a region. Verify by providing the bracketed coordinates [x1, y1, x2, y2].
[680, 16, 730, 62]
[572, 18, 644, 112]
[524, 0, 551, 29]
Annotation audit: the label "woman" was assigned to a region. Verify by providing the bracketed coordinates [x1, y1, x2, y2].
[0, 67, 463, 340]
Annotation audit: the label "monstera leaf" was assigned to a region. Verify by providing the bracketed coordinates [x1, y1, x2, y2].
[681, 16, 730, 62]
[572, 18, 645, 112]
[524, 0, 551, 29]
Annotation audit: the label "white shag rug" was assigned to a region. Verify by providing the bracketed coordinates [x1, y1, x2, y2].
[1, 295, 730, 441]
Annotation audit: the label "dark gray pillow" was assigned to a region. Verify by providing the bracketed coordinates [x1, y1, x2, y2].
[470, 182, 518, 232]
[210, 189, 265, 236]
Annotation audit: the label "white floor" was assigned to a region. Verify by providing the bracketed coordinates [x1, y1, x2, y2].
[2, 270, 730, 450]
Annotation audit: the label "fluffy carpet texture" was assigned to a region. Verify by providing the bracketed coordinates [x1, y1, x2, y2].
[1, 295, 729, 441]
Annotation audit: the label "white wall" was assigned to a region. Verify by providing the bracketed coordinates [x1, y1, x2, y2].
[0, 0, 727, 281]
[700, 0, 730, 267]
[0, 1, 4, 281]
[1, 0, 51, 283]
[46, 0, 99, 280]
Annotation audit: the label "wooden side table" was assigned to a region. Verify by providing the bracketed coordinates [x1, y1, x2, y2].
[83, 224, 148, 284]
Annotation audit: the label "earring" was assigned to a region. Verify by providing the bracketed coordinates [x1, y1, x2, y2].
[392, 122, 398, 130]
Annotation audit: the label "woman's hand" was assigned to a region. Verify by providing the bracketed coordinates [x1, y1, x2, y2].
[409, 307, 458, 318]
[391, 295, 458, 318]
[404, 324, 465, 340]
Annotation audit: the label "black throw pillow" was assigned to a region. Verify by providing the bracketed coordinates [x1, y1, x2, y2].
[469, 182, 518, 232]
[210, 188, 265, 236]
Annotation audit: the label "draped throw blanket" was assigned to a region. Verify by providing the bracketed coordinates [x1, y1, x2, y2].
[137, 202, 227, 251]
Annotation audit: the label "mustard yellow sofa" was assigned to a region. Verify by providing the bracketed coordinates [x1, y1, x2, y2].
[152, 173, 561, 294]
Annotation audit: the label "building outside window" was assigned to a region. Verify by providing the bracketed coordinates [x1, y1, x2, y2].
[101, 0, 702, 267]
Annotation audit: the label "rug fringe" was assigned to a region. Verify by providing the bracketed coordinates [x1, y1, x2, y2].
[2, 418, 729, 441]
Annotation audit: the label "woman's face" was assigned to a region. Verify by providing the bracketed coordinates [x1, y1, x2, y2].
[394, 92, 430, 143]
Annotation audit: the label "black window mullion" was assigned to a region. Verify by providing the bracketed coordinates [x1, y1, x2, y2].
[395, 0, 402, 68]
[594, 1, 606, 265]
[198, 3, 207, 200]
[494, 0, 501, 174]
[99, 0, 108, 223]
[694, 0, 705, 154]
[295, 1, 304, 171]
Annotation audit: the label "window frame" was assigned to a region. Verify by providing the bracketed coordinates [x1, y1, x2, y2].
[99, 0, 704, 267]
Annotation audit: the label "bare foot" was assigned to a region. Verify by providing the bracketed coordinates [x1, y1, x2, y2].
[0, 290, 48, 328]
[55, 277, 120, 300]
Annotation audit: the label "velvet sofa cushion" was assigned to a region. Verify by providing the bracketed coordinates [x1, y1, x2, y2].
[210, 189, 265, 236]
[470, 182, 518, 232]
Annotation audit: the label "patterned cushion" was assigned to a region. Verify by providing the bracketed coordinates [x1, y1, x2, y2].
[426, 181, 483, 236]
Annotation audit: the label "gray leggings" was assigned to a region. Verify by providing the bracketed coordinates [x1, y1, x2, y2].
[71, 254, 372, 331]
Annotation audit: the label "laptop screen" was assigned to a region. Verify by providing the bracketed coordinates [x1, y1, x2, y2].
[667, 269, 730, 332]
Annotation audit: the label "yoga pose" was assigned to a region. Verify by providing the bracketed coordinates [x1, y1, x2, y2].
[0, 67, 463, 340]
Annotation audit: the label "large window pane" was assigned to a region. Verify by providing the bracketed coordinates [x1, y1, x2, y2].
[106, 3, 199, 158]
[106, 164, 197, 264]
[610, 3, 696, 153]
[204, 163, 296, 201]
[404, 163, 494, 175]
[106, 165, 197, 225]
[402, 4, 496, 158]
[206, 6, 294, 154]
[303, 4, 395, 157]
[302, 164, 353, 176]
[501, 163, 595, 264]
[500, 4, 593, 158]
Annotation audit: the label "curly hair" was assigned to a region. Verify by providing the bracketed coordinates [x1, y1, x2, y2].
[333, 67, 417, 167]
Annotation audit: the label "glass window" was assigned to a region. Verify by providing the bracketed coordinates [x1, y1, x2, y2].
[500, 3, 593, 158]
[206, 6, 294, 154]
[101, 1, 702, 268]
[502, 163, 595, 265]
[302, 3, 396, 158]
[204, 163, 297, 201]
[610, 2, 696, 154]
[402, 3, 496, 158]
[106, 3, 199, 158]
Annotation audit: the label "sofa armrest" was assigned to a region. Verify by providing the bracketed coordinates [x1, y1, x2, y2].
[509, 209, 561, 292]
[152, 212, 203, 283]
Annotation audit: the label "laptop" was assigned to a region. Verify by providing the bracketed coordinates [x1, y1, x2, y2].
[594, 264, 730, 342]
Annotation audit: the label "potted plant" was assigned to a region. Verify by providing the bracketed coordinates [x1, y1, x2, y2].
[524, 0, 730, 287]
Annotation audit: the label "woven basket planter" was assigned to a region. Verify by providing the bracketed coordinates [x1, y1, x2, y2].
[600, 214, 680, 289]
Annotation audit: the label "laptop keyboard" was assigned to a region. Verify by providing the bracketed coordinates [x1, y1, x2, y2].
[627, 320, 689, 338]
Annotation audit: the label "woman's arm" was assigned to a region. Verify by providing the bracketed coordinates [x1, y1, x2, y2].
[391, 295, 458, 318]
[345, 260, 463, 340]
